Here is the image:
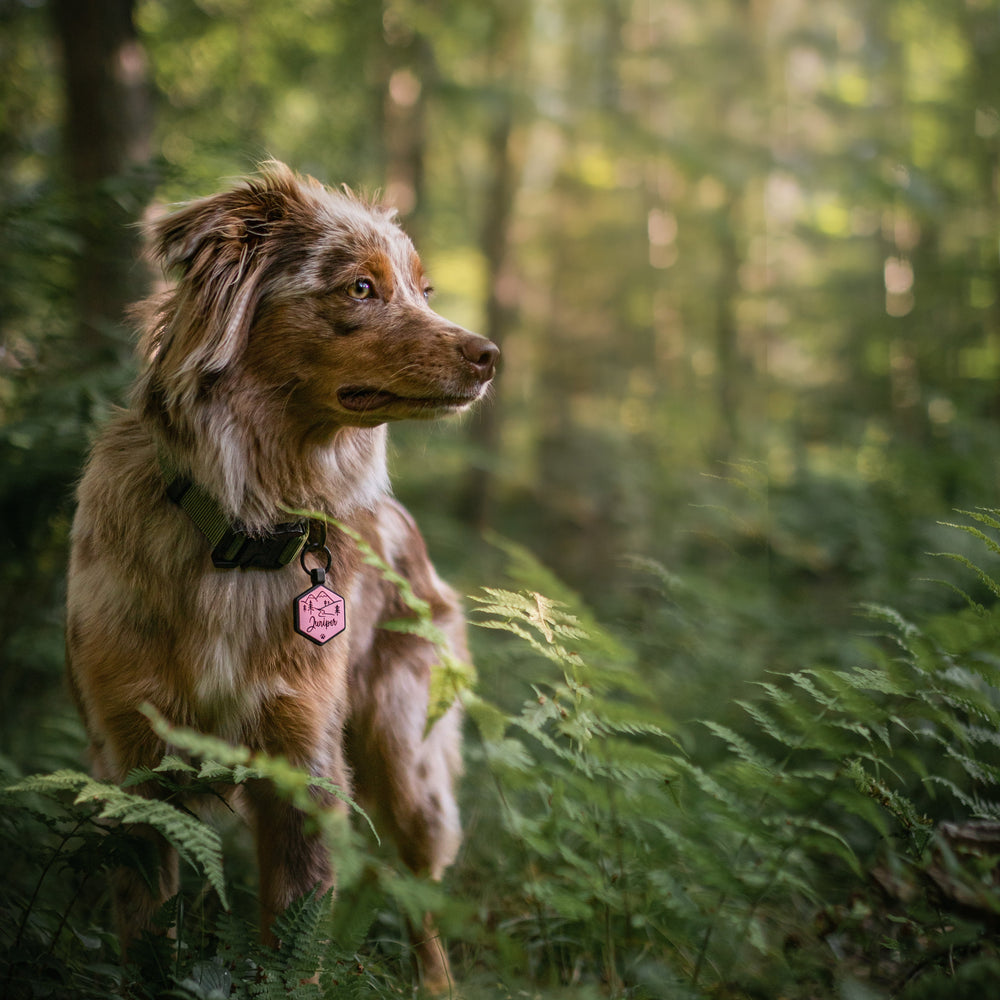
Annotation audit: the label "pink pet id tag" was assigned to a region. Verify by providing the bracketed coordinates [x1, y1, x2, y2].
[294, 541, 345, 645]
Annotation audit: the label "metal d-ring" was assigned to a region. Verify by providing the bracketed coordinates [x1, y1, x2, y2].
[301, 541, 333, 575]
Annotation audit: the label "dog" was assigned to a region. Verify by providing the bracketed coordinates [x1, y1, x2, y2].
[65, 161, 498, 991]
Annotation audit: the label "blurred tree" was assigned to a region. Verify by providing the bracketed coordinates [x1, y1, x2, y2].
[51, 0, 154, 358]
[381, 9, 434, 241]
[456, 0, 529, 530]
[0, 0, 156, 775]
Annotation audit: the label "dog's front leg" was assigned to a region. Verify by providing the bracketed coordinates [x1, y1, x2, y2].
[244, 775, 345, 944]
[111, 814, 180, 955]
[87, 718, 180, 963]
[243, 688, 352, 946]
[347, 633, 464, 993]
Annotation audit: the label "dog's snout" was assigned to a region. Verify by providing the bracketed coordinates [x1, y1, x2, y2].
[460, 334, 500, 380]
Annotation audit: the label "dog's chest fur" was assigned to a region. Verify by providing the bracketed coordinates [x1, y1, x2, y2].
[184, 570, 319, 736]
[67, 414, 366, 742]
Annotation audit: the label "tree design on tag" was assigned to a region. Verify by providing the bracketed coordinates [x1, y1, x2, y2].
[294, 582, 345, 645]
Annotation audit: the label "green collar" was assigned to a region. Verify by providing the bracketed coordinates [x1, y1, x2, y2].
[159, 453, 309, 570]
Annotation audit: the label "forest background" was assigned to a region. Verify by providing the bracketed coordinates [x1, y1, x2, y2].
[3, 1, 1000, 998]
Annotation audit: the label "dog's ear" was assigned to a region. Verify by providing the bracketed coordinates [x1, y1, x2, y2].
[151, 163, 300, 274]
[145, 162, 306, 404]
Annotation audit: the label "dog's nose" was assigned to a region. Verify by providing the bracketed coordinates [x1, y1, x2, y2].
[460, 334, 500, 380]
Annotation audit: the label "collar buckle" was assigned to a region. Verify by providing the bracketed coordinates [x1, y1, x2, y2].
[211, 521, 309, 570]
[161, 461, 309, 571]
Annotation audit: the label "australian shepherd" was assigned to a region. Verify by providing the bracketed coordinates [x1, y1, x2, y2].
[65, 161, 498, 991]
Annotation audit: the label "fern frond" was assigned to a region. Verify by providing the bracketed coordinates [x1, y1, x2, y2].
[857, 604, 924, 658]
[939, 507, 1000, 554]
[962, 724, 1000, 750]
[930, 552, 1000, 601]
[701, 720, 778, 777]
[577, 736, 679, 782]
[587, 706, 685, 751]
[483, 736, 537, 774]
[471, 588, 586, 642]
[784, 671, 840, 711]
[919, 576, 988, 615]
[773, 816, 861, 874]
[509, 713, 590, 772]
[423, 649, 477, 737]
[474, 616, 580, 669]
[155, 753, 196, 774]
[172, 957, 234, 1000]
[944, 746, 1000, 787]
[460, 690, 510, 743]
[735, 700, 801, 751]
[196, 759, 242, 783]
[804, 664, 912, 704]
[271, 887, 333, 975]
[923, 775, 1000, 819]
[954, 506, 1000, 530]
[670, 758, 744, 812]
[6, 769, 229, 907]
[827, 784, 894, 838]
[827, 717, 881, 748]
[937, 691, 1000, 727]
[846, 759, 932, 839]
[141, 706, 378, 842]
[623, 555, 689, 596]
[120, 765, 162, 788]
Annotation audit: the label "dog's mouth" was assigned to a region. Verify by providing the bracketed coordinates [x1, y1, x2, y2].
[337, 386, 480, 414]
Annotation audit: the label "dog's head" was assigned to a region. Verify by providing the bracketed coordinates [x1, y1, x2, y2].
[142, 161, 498, 437]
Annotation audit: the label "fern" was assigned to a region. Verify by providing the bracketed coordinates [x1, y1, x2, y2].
[234, 889, 331, 998]
[5, 769, 229, 908]
[139, 704, 378, 845]
[12, 509, 1000, 997]
[464, 520, 1000, 998]
[468, 580, 748, 990]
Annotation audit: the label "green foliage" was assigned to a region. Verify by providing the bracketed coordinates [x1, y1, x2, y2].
[0, 733, 418, 998]
[5, 1, 1000, 995]
[5, 518, 1000, 997]
[138, 704, 378, 848]
[8, 767, 229, 908]
[449, 525, 1000, 998]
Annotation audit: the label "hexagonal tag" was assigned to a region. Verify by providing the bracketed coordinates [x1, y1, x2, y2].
[294, 583, 346, 645]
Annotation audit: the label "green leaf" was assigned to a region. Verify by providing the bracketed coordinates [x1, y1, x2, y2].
[6, 769, 229, 908]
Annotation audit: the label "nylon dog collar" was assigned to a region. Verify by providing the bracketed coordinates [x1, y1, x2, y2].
[159, 452, 308, 570]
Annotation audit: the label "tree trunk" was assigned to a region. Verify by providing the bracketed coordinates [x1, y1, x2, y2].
[456, 105, 518, 530]
[712, 192, 743, 458]
[381, 27, 434, 242]
[51, 0, 154, 358]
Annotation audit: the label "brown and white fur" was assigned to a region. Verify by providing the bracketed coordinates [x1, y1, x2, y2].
[65, 161, 498, 991]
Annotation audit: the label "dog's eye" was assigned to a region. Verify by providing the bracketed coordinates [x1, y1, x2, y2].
[346, 279, 374, 300]
[422, 285, 434, 302]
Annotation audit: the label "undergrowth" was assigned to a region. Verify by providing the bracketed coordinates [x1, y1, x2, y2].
[4, 514, 1000, 997]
